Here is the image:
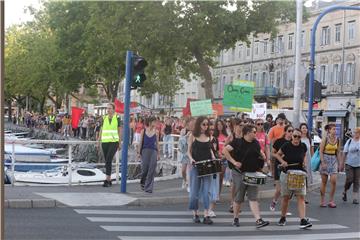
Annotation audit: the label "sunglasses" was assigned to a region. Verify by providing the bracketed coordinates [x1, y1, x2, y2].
[287, 129, 294, 133]
[293, 135, 301, 139]
[256, 123, 264, 126]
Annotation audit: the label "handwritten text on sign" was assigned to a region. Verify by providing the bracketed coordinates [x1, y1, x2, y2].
[223, 81, 254, 112]
[190, 99, 213, 116]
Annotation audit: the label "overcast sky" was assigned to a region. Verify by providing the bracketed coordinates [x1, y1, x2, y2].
[4, 0, 320, 29]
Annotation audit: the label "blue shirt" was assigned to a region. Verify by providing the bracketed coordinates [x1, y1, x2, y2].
[343, 138, 360, 167]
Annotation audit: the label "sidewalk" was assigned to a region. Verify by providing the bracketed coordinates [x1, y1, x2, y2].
[5, 173, 322, 208]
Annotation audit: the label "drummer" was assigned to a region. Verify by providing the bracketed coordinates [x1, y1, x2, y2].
[273, 128, 312, 229]
[223, 125, 269, 228]
[187, 116, 216, 225]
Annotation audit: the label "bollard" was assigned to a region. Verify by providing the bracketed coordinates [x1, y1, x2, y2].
[68, 145, 72, 186]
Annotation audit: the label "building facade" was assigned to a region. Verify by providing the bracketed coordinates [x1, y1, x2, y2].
[212, 1, 360, 131]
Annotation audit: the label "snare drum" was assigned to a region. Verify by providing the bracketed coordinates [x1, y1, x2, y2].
[195, 159, 222, 177]
[243, 172, 267, 186]
[287, 170, 306, 190]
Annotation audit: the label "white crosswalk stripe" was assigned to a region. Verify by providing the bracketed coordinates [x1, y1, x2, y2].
[74, 209, 358, 240]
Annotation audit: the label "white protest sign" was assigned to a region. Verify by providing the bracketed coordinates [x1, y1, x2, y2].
[250, 103, 267, 120]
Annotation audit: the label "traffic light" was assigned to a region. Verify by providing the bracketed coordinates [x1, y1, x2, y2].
[131, 54, 148, 89]
[304, 73, 326, 102]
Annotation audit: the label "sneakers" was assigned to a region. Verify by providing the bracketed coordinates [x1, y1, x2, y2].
[300, 218, 312, 229]
[208, 210, 216, 218]
[256, 218, 269, 228]
[193, 215, 201, 223]
[342, 192, 347, 202]
[229, 205, 234, 213]
[102, 180, 111, 187]
[181, 180, 187, 189]
[232, 218, 240, 227]
[353, 199, 359, 204]
[140, 183, 145, 191]
[270, 200, 277, 211]
[186, 186, 190, 193]
[203, 216, 213, 225]
[278, 216, 286, 226]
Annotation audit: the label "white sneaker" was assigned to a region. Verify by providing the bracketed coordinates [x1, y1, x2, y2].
[208, 210, 216, 218]
[182, 180, 187, 189]
[187, 186, 190, 193]
[163, 154, 167, 159]
[226, 181, 231, 187]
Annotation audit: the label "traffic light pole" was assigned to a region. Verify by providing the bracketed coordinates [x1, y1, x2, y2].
[307, 5, 360, 133]
[120, 50, 133, 193]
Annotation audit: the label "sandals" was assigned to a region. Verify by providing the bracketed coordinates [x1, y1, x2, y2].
[328, 201, 337, 208]
[320, 202, 327, 208]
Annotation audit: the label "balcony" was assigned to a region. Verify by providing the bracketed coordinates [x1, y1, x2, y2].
[254, 87, 279, 97]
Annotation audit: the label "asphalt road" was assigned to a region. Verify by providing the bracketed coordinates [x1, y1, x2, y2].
[6, 175, 360, 240]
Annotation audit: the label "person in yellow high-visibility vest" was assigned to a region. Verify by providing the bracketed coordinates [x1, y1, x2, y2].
[49, 113, 56, 132]
[98, 103, 122, 187]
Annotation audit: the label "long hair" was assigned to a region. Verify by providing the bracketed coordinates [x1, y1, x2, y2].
[213, 119, 228, 138]
[281, 124, 294, 138]
[299, 123, 312, 144]
[323, 123, 336, 141]
[192, 116, 210, 138]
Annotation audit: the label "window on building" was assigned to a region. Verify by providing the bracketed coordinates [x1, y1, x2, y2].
[321, 26, 330, 45]
[238, 44, 243, 59]
[254, 41, 259, 56]
[335, 23, 341, 43]
[333, 64, 340, 85]
[348, 20, 356, 41]
[346, 63, 355, 85]
[320, 65, 327, 85]
[278, 35, 284, 53]
[246, 47, 250, 57]
[270, 39, 275, 53]
[269, 72, 275, 86]
[237, 74, 240, 80]
[301, 31, 305, 49]
[231, 48, 235, 62]
[288, 33, 294, 50]
[261, 72, 267, 87]
[263, 39, 268, 54]
[245, 73, 249, 80]
[253, 73, 257, 83]
[276, 71, 281, 88]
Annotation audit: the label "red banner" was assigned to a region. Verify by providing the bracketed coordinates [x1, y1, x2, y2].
[182, 98, 196, 116]
[212, 103, 224, 116]
[71, 107, 85, 129]
[114, 98, 138, 113]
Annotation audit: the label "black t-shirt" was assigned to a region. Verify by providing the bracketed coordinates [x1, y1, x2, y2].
[273, 138, 290, 152]
[229, 138, 264, 172]
[280, 142, 307, 171]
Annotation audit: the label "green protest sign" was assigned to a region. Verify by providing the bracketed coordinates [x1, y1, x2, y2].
[223, 80, 254, 112]
[190, 99, 213, 116]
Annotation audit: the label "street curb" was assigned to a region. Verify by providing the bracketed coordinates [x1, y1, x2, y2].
[5, 182, 321, 208]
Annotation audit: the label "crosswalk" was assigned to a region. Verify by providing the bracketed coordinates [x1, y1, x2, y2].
[74, 209, 360, 240]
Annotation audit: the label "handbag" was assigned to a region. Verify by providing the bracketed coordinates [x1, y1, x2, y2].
[311, 148, 321, 172]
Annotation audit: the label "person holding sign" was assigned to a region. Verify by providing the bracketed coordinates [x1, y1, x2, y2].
[223, 125, 269, 228]
[187, 116, 216, 225]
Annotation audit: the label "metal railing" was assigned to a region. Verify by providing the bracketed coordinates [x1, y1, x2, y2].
[5, 134, 181, 187]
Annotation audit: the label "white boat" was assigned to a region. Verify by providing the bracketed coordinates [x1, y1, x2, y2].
[4, 144, 51, 162]
[12, 166, 119, 184]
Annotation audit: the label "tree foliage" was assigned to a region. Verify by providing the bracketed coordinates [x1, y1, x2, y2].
[5, 0, 301, 112]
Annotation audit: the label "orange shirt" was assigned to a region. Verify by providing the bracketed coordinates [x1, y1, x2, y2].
[268, 125, 285, 143]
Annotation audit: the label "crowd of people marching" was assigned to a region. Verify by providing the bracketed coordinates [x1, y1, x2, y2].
[135, 113, 359, 229]
[13, 107, 359, 229]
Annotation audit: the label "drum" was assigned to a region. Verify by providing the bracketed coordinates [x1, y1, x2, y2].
[287, 170, 307, 190]
[195, 159, 222, 177]
[243, 172, 267, 186]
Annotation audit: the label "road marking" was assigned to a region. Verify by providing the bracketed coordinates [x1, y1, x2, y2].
[117, 232, 360, 240]
[88, 217, 318, 223]
[102, 224, 347, 232]
[75, 209, 289, 216]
